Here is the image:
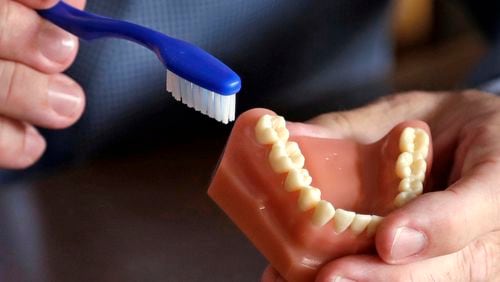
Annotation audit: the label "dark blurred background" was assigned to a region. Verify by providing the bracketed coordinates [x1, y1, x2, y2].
[0, 1, 491, 281]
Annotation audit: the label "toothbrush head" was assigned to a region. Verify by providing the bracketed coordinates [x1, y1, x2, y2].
[166, 70, 236, 124]
[159, 38, 241, 124]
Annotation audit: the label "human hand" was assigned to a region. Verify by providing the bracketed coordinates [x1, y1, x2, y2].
[262, 91, 500, 281]
[0, 0, 86, 168]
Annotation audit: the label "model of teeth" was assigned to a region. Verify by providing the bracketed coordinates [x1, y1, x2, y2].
[254, 114, 430, 236]
[255, 114, 289, 144]
[269, 141, 306, 173]
[394, 128, 429, 207]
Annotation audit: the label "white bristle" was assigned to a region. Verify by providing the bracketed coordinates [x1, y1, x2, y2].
[193, 85, 201, 111]
[212, 92, 221, 121]
[201, 88, 209, 114]
[166, 70, 173, 93]
[208, 91, 215, 119]
[229, 94, 235, 121]
[165, 71, 236, 124]
[171, 72, 181, 101]
[221, 95, 229, 124]
[180, 79, 189, 107]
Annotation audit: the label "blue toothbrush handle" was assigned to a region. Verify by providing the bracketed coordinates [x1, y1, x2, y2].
[38, 1, 169, 52]
[38, 1, 241, 95]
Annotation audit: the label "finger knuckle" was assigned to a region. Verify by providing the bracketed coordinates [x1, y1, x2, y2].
[38, 0, 57, 8]
[460, 89, 494, 101]
[309, 111, 352, 133]
[0, 0, 11, 48]
[0, 116, 5, 145]
[460, 236, 500, 281]
[386, 91, 428, 104]
[0, 60, 18, 108]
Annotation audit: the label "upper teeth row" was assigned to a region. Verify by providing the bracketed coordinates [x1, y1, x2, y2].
[254, 114, 383, 236]
[394, 127, 429, 207]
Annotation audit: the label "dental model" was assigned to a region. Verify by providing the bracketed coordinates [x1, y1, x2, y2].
[208, 109, 432, 282]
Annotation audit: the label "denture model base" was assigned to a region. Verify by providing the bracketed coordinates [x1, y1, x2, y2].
[208, 108, 432, 282]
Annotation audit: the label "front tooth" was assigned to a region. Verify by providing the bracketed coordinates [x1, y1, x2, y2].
[414, 129, 430, 159]
[395, 152, 413, 178]
[284, 168, 312, 192]
[255, 115, 289, 145]
[332, 209, 356, 233]
[366, 215, 383, 237]
[410, 159, 427, 181]
[311, 200, 336, 226]
[398, 178, 423, 194]
[298, 186, 321, 211]
[269, 141, 305, 173]
[350, 214, 372, 235]
[400, 127, 416, 152]
[394, 191, 417, 207]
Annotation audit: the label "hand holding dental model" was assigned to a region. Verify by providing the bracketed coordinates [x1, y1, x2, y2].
[0, 0, 85, 168]
[305, 91, 500, 282]
[209, 91, 500, 281]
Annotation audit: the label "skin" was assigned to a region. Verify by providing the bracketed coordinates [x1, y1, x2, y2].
[0, 0, 86, 168]
[262, 91, 500, 281]
[1, 2, 498, 280]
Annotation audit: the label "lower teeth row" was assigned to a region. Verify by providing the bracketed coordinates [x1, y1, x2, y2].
[254, 114, 384, 236]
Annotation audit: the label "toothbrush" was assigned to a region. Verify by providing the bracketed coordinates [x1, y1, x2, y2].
[38, 1, 241, 124]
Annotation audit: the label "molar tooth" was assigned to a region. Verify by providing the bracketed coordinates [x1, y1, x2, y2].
[332, 209, 356, 233]
[269, 141, 305, 173]
[298, 186, 321, 211]
[366, 215, 383, 237]
[311, 200, 336, 226]
[394, 191, 417, 207]
[288, 142, 306, 169]
[398, 178, 423, 194]
[395, 152, 413, 178]
[400, 127, 416, 152]
[414, 129, 430, 158]
[284, 168, 312, 192]
[412, 151, 426, 160]
[255, 115, 289, 144]
[410, 159, 427, 181]
[350, 214, 372, 235]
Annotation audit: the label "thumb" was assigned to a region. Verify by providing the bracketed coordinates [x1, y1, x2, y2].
[375, 163, 500, 264]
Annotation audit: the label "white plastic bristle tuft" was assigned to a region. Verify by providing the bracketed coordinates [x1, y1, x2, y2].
[193, 85, 201, 112]
[171, 71, 181, 101]
[165, 70, 236, 124]
[201, 88, 209, 114]
[229, 94, 235, 121]
[206, 91, 213, 118]
[166, 70, 173, 93]
[221, 95, 229, 124]
[214, 94, 221, 122]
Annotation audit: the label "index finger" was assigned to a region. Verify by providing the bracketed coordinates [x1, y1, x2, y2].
[16, 0, 86, 10]
[14, 0, 58, 9]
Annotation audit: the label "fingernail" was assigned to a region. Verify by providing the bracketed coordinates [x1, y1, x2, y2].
[332, 276, 357, 282]
[48, 75, 83, 118]
[24, 127, 44, 161]
[38, 22, 76, 64]
[390, 227, 427, 261]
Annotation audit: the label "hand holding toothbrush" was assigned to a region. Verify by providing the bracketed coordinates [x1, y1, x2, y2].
[0, 0, 85, 169]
